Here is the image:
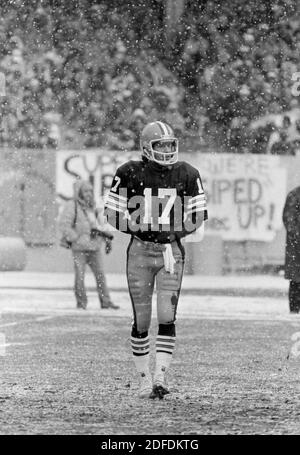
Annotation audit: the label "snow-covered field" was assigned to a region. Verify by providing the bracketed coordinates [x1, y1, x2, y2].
[0, 289, 300, 435]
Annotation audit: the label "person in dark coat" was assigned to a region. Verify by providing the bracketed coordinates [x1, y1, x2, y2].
[282, 186, 300, 313]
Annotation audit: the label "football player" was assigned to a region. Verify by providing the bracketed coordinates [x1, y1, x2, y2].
[104, 121, 208, 399]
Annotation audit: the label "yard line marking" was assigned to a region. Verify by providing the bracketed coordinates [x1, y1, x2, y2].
[34, 316, 56, 322]
[0, 315, 56, 329]
[0, 310, 295, 323]
[0, 341, 29, 355]
[0, 342, 28, 347]
[0, 322, 19, 328]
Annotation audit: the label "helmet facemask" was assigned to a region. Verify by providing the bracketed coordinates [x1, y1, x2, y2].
[149, 138, 178, 166]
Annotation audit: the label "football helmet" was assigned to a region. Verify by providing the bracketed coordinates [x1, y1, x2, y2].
[140, 121, 178, 166]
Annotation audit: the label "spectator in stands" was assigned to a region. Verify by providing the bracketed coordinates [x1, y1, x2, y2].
[0, 1, 299, 153]
[266, 115, 298, 155]
[59, 180, 119, 310]
[282, 115, 292, 131]
[270, 130, 295, 155]
[282, 185, 300, 313]
[286, 116, 300, 143]
[252, 122, 274, 154]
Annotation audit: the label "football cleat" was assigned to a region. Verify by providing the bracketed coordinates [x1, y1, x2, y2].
[101, 301, 120, 309]
[150, 374, 170, 400]
[150, 384, 170, 400]
[138, 372, 153, 399]
[77, 302, 87, 309]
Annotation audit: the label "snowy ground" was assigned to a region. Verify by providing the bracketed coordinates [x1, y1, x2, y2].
[1, 289, 300, 435]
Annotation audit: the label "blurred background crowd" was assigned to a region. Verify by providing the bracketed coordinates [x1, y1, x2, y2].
[0, 0, 299, 154]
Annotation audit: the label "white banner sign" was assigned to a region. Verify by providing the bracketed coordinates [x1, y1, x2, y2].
[195, 153, 287, 241]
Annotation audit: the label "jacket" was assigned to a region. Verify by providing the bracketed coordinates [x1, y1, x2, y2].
[282, 186, 300, 282]
[59, 199, 103, 252]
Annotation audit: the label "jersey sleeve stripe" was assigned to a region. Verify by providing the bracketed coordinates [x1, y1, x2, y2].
[105, 203, 126, 214]
[106, 195, 127, 208]
[107, 192, 127, 202]
[189, 194, 206, 203]
[187, 206, 207, 215]
[187, 201, 207, 209]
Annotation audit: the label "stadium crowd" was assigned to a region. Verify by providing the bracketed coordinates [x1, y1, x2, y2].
[0, 0, 299, 153]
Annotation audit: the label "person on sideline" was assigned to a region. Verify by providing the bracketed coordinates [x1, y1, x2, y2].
[283, 185, 300, 313]
[59, 180, 119, 310]
[104, 121, 207, 399]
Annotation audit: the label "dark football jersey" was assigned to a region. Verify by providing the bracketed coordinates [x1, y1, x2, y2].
[104, 159, 208, 243]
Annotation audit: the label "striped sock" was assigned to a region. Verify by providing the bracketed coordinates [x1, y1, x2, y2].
[131, 335, 150, 374]
[155, 335, 176, 377]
